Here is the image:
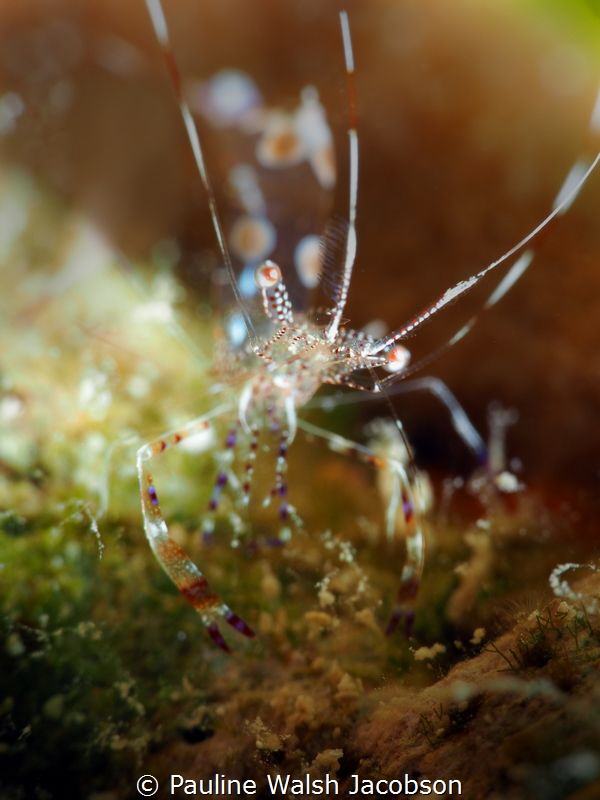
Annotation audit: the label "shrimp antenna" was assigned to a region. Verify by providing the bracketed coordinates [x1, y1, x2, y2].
[375, 86, 600, 378]
[326, 10, 359, 342]
[144, 0, 257, 345]
[370, 142, 600, 356]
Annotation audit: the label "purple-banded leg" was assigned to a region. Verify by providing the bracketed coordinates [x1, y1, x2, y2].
[262, 420, 303, 545]
[239, 425, 260, 508]
[136, 402, 255, 652]
[297, 419, 424, 638]
[201, 422, 242, 543]
[273, 430, 290, 524]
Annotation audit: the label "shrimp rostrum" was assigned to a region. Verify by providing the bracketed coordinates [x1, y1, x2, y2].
[140, 0, 600, 650]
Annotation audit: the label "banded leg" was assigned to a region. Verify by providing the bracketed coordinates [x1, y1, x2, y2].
[298, 418, 424, 637]
[257, 426, 303, 545]
[239, 425, 260, 507]
[201, 422, 241, 543]
[273, 431, 291, 523]
[136, 402, 255, 652]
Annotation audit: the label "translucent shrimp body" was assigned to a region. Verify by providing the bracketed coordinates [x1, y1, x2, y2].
[140, 0, 600, 650]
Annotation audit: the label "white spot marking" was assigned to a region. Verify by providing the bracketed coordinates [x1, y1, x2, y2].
[294, 235, 322, 288]
[179, 427, 215, 454]
[229, 215, 276, 263]
[553, 159, 588, 215]
[145, 0, 169, 46]
[226, 311, 248, 346]
[485, 249, 534, 308]
[229, 164, 265, 214]
[193, 69, 262, 128]
[340, 11, 355, 73]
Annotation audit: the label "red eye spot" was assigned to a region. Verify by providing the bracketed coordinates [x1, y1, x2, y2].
[255, 260, 282, 288]
[385, 345, 411, 373]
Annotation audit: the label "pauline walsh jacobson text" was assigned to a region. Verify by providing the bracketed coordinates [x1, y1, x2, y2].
[169, 773, 462, 795]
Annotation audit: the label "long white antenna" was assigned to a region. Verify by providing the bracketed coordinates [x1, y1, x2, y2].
[370, 149, 600, 355]
[326, 10, 359, 342]
[375, 87, 600, 374]
[144, 0, 256, 344]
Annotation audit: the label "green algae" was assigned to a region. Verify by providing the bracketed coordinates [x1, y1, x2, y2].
[2, 170, 600, 798]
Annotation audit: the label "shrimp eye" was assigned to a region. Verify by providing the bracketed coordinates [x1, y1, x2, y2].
[255, 260, 282, 289]
[384, 345, 411, 373]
